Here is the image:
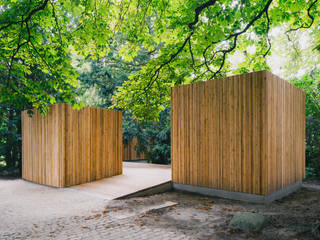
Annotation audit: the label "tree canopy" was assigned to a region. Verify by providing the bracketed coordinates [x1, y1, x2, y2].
[1, 0, 320, 119]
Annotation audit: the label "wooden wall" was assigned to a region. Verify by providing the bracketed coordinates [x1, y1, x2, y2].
[171, 70, 305, 195]
[265, 71, 305, 194]
[22, 104, 62, 187]
[123, 137, 146, 161]
[22, 103, 122, 187]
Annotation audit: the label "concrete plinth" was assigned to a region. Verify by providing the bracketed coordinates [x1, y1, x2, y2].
[172, 181, 302, 203]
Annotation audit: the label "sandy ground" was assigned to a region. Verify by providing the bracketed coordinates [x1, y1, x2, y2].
[0, 179, 108, 233]
[0, 178, 320, 239]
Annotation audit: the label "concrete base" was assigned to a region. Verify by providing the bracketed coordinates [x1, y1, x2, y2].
[172, 181, 302, 203]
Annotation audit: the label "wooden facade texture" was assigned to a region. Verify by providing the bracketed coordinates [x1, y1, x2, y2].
[171, 70, 305, 195]
[22, 103, 122, 187]
[123, 137, 146, 161]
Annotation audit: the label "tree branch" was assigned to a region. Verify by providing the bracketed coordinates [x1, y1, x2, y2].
[263, 8, 271, 58]
[0, 0, 49, 31]
[188, 37, 197, 72]
[286, 0, 318, 33]
[7, 16, 32, 86]
[205, 0, 273, 78]
[188, 0, 217, 29]
[50, 0, 63, 44]
[141, 0, 218, 92]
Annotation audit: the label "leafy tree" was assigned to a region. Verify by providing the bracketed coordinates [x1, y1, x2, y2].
[0, 105, 21, 174]
[123, 110, 171, 164]
[0, 66, 67, 175]
[111, 0, 320, 119]
[0, 0, 81, 113]
[76, 37, 171, 164]
[2, 0, 319, 119]
[291, 70, 320, 178]
[76, 35, 151, 108]
[137, 109, 171, 164]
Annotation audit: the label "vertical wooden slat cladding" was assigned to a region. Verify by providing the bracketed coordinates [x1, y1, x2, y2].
[264, 71, 306, 194]
[22, 103, 122, 187]
[123, 137, 146, 161]
[171, 70, 305, 195]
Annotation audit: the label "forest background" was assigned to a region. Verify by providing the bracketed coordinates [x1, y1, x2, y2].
[0, 0, 319, 178]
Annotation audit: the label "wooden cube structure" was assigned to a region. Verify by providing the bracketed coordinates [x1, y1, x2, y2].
[171, 71, 305, 202]
[22, 103, 122, 187]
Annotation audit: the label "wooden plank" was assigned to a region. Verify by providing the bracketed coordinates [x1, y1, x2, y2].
[106, 109, 111, 178]
[188, 84, 194, 186]
[269, 72, 275, 193]
[203, 81, 208, 187]
[184, 84, 189, 184]
[119, 111, 123, 175]
[95, 108, 101, 180]
[252, 72, 261, 194]
[277, 76, 283, 190]
[218, 77, 223, 190]
[229, 76, 235, 191]
[198, 82, 203, 186]
[101, 109, 105, 177]
[207, 80, 213, 188]
[171, 88, 175, 182]
[113, 109, 117, 175]
[302, 91, 306, 179]
[123, 137, 146, 161]
[234, 74, 241, 192]
[38, 110, 42, 185]
[261, 71, 267, 195]
[242, 73, 250, 193]
[212, 79, 219, 189]
[191, 84, 197, 185]
[21, 111, 26, 180]
[91, 108, 96, 181]
[60, 104, 66, 187]
[180, 85, 185, 184]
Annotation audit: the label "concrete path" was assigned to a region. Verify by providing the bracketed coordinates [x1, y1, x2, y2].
[71, 162, 171, 199]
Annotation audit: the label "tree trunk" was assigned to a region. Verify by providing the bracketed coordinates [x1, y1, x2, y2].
[5, 108, 15, 168]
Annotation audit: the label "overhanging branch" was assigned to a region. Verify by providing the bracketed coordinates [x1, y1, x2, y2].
[0, 0, 49, 31]
[286, 0, 318, 33]
[206, 0, 273, 78]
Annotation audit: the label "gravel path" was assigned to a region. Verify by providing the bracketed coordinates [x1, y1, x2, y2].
[1, 178, 320, 239]
[0, 179, 108, 236]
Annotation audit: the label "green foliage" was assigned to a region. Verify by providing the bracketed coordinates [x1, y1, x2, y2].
[2, 0, 320, 119]
[76, 36, 171, 164]
[0, 0, 82, 113]
[111, 0, 320, 119]
[124, 109, 171, 164]
[76, 35, 151, 108]
[0, 105, 22, 176]
[138, 109, 171, 164]
[291, 70, 320, 178]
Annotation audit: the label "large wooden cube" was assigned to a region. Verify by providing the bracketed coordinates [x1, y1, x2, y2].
[22, 103, 122, 187]
[171, 70, 305, 202]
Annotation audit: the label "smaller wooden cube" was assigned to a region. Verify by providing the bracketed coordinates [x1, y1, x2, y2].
[22, 103, 122, 187]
